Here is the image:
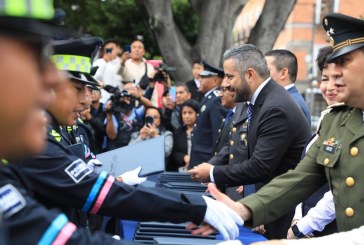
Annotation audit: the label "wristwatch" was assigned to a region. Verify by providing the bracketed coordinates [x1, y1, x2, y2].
[291, 224, 305, 238]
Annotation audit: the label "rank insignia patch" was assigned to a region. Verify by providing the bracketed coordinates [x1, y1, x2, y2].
[65, 159, 92, 183]
[0, 184, 26, 218]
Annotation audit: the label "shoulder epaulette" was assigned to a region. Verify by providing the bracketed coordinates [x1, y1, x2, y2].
[213, 90, 220, 97]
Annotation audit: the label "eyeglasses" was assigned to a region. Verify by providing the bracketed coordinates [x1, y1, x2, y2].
[219, 85, 236, 93]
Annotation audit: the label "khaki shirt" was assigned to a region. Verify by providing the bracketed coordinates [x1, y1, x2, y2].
[241, 106, 364, 232]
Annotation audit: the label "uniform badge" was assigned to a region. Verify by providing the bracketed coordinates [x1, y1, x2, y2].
[208, 95, 212, 99]
[201, 105, 206, 112]
[65, 159, 92, 183]
[323, 137, 341, 154]
[213, 90, 220, 96]
[0, 184, 26, 218]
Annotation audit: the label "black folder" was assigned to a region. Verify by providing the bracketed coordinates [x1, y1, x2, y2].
[94, 136, 165, 177]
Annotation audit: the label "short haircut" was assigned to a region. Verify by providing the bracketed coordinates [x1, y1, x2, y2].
[131, 40, 145, 50]
[265, 49, 298, 82]
[222, 44, 270, 79]
[102, 39, 120, 50]
[316, 46, 334, 72]
[175, 82, 190, 93]
[179, 99, 200, 122]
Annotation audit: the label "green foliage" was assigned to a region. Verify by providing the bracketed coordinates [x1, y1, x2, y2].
[171, 0, 199, 44]
[55, 0, 199, 56]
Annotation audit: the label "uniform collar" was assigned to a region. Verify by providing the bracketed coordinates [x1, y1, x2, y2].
[204, 87, 218, 97]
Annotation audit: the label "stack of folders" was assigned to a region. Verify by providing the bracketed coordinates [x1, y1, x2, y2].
[157, 172, 211, 197]
[133, 172, 215, 244]
[134, 222, 218, 245]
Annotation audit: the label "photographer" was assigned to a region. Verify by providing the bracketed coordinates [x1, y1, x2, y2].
[144, 63, 175, 109]
[104, 83, 144, 151]
[93, 39, 123, 103]
[129, 106, 173, 158]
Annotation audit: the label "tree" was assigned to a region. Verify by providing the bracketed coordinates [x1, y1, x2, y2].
[137, 0, 297, 82]
[55, 0, 297, 82]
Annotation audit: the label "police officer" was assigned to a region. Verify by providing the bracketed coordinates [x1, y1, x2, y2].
[189, 61, 228, 168]
[196, 13, 364, 239]
[16, 38, 244, 241]
[0, 0, 143, 244]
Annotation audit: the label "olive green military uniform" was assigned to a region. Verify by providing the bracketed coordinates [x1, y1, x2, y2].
[241, 106, 364, 232]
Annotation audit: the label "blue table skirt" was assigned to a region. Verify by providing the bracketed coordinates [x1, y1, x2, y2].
[121, 220, 267, 244]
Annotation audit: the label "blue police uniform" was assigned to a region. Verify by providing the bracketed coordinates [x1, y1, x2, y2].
[189, 89, 227, 168]
[16, 115, 207, 225]
[0, 164, 137, 245]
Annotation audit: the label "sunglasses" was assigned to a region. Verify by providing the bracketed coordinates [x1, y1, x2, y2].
[220, 85, 236, 93]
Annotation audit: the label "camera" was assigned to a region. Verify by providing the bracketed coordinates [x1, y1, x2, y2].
[145, 116, 154, 127]
[104, 85, 136, 113]
[105, 48, 113, 54]
[152, 64, 176, 83]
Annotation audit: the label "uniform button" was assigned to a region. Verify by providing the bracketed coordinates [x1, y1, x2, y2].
[230, 140, 234, 146]
[194, 124, 197, 127]
[218, 129, 221, 133]
[323, 158, 330, 165]
[346, 177, 355, 187]
[222, 118, 225, 122]
[230, 154, 234, 160]
[241, 134, 246, 140]
[214, 152, 217, 155]
[232, 127, 237, 133]
[350, 147, 359, 156]
[191, 133, 194, 137]
[345, 207, 354, 217]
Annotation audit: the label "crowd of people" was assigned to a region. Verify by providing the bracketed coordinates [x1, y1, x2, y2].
[1, 0, 364, 244]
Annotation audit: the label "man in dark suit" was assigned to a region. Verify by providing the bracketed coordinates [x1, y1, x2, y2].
[189, 44, 311, 239]
[189, 62, 228, 169]
[185, 60, 204, 102]
[265, 49, 311, 127]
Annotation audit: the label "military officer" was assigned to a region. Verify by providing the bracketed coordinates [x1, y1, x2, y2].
[213, 77, 238, 154]
[193, 13, 364, 238]
[189, 61, 228, 168]
[16, 38, 243, 241]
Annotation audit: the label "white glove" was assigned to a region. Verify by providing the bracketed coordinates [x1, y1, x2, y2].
[118, 166, 147, 186]
[87, 159, 103, 171]
[202, 195, 244, 240]
[217, 240, 243, 245]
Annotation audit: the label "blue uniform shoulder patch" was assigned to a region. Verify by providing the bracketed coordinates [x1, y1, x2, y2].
[0, 184, 26, 218]
[65, 159, 92, 183]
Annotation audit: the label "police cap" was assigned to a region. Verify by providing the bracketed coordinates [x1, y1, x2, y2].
[199, 61, 224, 78]
[0, 0, 70, 41]
[323, 13, 364, 61]
[51, 37, 103, 88]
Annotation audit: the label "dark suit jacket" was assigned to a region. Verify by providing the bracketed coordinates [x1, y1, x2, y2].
[213, 80, 311, 190]
[189, 90, 227, 168]
[186, 79, 203, 102]
[169, 126, 188, 171]
[287, 85, 311, 127]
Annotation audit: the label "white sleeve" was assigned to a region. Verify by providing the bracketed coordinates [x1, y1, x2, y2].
[296, 191, 335, 235]
[293, 203, 303, 220]
[282, 225, 364, 245]
[93, 59, 106, 81]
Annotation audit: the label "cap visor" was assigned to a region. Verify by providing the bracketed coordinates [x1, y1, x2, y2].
[327, 43, 364, 62]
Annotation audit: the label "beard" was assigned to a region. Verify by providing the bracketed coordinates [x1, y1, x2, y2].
[233, 79, 251, 102]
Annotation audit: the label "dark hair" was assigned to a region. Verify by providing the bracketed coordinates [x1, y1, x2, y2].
[179, 99, 199, 123]
[265, 49, 298, 82]
[175, 82, 190, 93]
[131, 39, 145, 50]
[144, 106, 166, 131]
[316, 46, 334, 72]
[222, 44, 270, 79]
[192, 60, 203, 66]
